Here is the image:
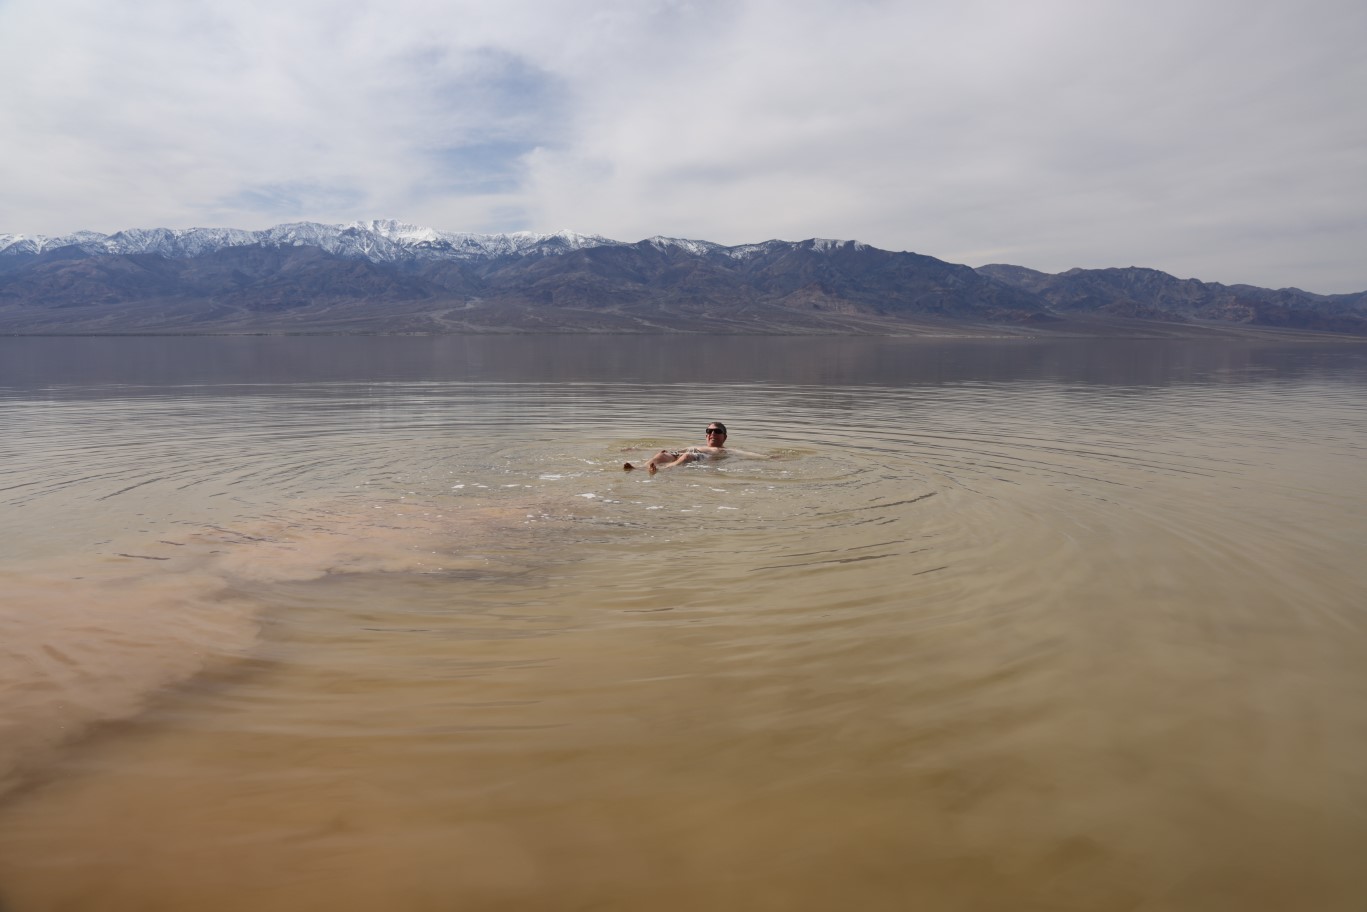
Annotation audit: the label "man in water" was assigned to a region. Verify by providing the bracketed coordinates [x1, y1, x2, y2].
[624, 422, 763, 474]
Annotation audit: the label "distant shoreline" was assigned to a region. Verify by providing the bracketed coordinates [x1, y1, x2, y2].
[3, 324, 1364, 342]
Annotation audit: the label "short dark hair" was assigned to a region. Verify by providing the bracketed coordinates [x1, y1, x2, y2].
[707, 422, 727, 434]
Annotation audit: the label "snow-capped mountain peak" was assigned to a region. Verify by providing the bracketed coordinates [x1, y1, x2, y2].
[349, 220, 443, 243]
[0, 221, 871, 267]
[0, 221, 620, 264]
[643, 236, 725, 256]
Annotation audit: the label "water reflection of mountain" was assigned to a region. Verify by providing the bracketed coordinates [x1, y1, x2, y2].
[2, 336, 1365, 396]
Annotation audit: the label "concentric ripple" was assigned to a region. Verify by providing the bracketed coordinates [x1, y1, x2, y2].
[1, 338, 1366, 912]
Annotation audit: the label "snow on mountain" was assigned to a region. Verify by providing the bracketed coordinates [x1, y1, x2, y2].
[0, 230, 108, 256]
[807, 238, 868, 253]
[643, 237, 726, 256]
[97, 226, 260, 257]
[0, 221, 867, 266]
[0, 221, 616, 263]
[719, 238, 860, 259]
[354, 219, 443, 243]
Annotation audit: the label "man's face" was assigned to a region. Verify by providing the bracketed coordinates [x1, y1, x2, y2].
[705, 426, 727, 444]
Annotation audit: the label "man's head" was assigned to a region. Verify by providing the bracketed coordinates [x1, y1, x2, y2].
[705, 422, 727, 443]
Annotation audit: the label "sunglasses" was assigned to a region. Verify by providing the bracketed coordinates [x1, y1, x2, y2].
[705, 428, 726, 435]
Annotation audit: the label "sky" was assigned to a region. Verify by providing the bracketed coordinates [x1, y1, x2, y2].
[2, 0, 1365, 293]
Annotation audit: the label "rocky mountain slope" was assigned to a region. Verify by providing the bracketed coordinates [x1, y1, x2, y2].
[976, 264, 1367, 335]
[1, 221, 1362, 335]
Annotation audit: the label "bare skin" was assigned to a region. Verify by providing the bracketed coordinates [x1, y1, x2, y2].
[623, 424, 767, 474]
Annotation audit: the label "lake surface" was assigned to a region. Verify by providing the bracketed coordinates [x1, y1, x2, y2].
[2, 335, 1365, 911]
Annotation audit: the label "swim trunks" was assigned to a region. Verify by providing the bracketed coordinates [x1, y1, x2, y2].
[664, 448, 709, 462]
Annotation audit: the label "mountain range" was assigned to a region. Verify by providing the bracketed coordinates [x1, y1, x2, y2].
[1, 220, 1363, 336]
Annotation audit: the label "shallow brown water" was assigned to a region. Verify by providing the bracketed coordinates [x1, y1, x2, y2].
[1, 336, 1365, 911]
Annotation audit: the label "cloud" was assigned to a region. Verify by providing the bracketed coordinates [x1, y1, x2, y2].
[400, 47, 569, 196]
[1, 0, 1364, 291]
[211, 181, 367, 220]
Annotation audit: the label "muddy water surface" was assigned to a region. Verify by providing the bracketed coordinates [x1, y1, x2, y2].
[1, 336, 1365, 911]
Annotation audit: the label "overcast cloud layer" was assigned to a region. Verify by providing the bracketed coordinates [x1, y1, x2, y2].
[2, 0, 1364, 292]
